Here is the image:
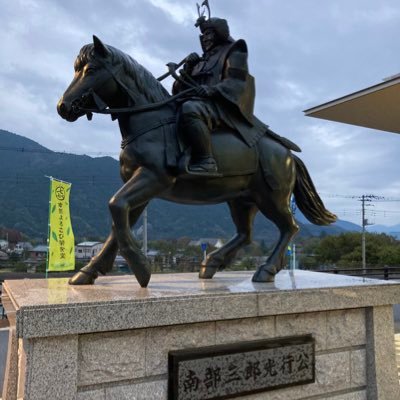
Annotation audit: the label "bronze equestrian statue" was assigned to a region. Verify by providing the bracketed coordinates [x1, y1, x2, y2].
[57, 11, 336, 288]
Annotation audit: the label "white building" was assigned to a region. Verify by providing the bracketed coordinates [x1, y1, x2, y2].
[188, 238, 224, 249]
[17, 242, 34, 251]
[75, 242, 103, 259]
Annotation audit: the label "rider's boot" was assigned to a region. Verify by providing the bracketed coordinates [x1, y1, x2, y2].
[181, 118, 218, 173]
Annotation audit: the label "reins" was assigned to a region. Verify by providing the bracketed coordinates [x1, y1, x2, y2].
[120, 116, 177, 149]
[75, 87, 194, 115]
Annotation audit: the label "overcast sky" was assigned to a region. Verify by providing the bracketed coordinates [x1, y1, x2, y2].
[1, 0, 400, 227]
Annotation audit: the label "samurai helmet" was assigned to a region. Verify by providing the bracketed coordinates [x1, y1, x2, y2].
[194, 0, 233, 42]
[197, 17, 231, 41]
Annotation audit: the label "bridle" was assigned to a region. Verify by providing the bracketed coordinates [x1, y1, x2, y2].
[72, 57, 198, 118]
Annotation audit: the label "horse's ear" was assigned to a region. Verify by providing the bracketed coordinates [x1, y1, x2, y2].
[93, 35, 110, 58]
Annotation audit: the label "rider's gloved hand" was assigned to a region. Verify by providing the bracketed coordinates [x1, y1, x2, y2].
[185, 52, 201, 67]
[193, 85, 216, 98]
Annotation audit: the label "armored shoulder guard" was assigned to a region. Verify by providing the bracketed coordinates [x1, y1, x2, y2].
[226, 50, 248, 81]
[218, 39, 255, 124]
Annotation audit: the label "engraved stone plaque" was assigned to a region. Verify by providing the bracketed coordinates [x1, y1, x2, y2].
[168, 335, 315, 400]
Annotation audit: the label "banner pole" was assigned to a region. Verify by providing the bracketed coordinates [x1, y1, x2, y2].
[45, 176, 53, 279]
[44, 175, 71, 185]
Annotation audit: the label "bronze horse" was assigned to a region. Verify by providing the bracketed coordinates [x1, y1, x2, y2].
[57, 36, 336, 288]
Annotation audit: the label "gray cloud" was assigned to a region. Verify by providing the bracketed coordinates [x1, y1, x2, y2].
[1, 0, 400, 225]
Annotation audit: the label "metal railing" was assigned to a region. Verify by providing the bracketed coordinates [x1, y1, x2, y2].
[321, 266, 400, 281]
[0, 280, 5, 319]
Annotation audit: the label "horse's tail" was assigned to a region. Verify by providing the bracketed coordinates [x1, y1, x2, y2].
[293, 155, 337, 225]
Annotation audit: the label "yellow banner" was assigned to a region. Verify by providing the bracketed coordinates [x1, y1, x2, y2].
[48, 179, 75, 272]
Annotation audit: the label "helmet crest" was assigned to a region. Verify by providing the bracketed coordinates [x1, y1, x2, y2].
[196, 0, 211, 25]
[194, 1, 231, 42]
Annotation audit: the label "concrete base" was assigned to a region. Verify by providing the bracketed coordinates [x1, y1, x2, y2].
[393, 304, 400, 332]
[1, 271, 400, 400]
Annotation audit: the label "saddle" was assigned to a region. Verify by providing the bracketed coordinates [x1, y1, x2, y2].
[164, 126, 259, 179]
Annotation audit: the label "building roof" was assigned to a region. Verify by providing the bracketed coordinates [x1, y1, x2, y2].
[304, 75, 400, 133]
[31, 245, 48, 252]
[76, 242, 102, 247]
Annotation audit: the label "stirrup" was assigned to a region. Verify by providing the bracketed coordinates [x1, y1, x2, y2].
[186, 157, 223, 177]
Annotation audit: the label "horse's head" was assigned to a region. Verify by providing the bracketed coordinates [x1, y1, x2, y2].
[57, 36, 122, 122]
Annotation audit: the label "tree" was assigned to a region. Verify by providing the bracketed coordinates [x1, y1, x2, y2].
[311, 232, 400, 267]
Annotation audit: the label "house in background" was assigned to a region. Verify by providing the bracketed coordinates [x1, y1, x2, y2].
[0, 251, 8, 261]
[75, 242, 103, 260]
[12, 242, 33, 256]
[28, 245, 48, 261]
[16, 242, 34, 251]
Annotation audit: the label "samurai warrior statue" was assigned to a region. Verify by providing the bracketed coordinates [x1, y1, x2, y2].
[172, 1, 299, 174]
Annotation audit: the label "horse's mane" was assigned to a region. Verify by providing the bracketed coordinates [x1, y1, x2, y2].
[75, 44, 170, 103]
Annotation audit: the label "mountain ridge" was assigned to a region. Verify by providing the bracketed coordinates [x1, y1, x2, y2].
[0, 129, 361, 242]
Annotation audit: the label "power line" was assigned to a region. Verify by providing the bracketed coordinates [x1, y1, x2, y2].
[0, 145, 119, 157]
[374, 198, 400, 202]
[319, 193, 360, 199]
[320, 193, 400, 202]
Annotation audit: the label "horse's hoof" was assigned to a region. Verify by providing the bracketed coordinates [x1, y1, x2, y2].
[69, 270, 97, 285]
[136, 270, 151, 288]
[252, 269, 275, 283]
[199, 265, 218, 279]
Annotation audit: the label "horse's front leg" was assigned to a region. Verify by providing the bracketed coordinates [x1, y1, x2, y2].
[109, 168, 172, 287]
[69, 207, 146, 285]
[69, 229, 118, 285]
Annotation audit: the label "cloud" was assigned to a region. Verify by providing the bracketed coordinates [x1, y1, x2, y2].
[1, 0, 400, 226]
[330, 4, 400, 30]
[262, 80, 315, 112]
[148, 0, 194, 25]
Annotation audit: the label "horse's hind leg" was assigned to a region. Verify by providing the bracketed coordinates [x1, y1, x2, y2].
[199, 199, 258, 279]
[253, 191, 299, 282]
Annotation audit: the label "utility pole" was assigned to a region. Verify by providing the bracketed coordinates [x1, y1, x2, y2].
[359, 195, 382, 273]
[142, 207, 148, 256]
[290, 196, 297, 270]
[361, 195, 367, 273]
[293, 243, 296, 270]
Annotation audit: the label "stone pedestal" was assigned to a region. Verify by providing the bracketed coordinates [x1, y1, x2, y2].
[1, 271, 400, 400]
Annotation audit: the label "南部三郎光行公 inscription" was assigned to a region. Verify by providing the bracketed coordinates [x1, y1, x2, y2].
[169, 335, 315, 400]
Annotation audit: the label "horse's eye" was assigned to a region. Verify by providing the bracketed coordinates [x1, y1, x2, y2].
[85, 67, 96, 75]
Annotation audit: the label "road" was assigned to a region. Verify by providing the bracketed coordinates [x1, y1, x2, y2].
[0, 328, 8, 394]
